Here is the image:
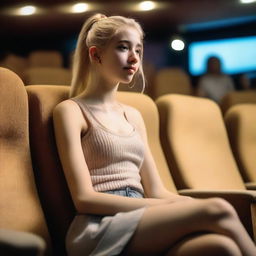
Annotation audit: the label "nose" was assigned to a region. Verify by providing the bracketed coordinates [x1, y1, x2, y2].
[128, 49, 139, 64]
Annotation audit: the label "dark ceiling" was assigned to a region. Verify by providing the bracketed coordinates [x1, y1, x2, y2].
[0, 0, 256, 37]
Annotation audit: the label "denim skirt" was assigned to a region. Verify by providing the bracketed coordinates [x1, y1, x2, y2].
[66, 187, 145, 256]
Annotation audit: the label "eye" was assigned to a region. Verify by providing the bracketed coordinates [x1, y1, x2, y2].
[117, 44, 129, 51]
[136, 49, 142, 55]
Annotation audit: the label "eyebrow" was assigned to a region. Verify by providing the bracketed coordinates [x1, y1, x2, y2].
[118, 40, 142, 48]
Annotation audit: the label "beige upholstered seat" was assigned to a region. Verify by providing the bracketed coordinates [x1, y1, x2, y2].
[153, 67, 192, 99]
[156, 94, 245, 190]
[28, 50, 63, 68]
[25, 67, 71, 85]
[0, 54, 28, 80]
[221, 89, 256, 114]
[225, 104, 256, 189]
[156, 94, 256, 240]
[26, 86, 177, 254]
[0, 68, 51, 255]
[116, 92, 177, 192]
[26, 85, 74, 255]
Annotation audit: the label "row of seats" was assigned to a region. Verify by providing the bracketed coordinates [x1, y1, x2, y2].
[1, 51, 64, 70]
[2, 52, 256, 114]
[0, 51, 192, 95]
[1, 67, 256, 255]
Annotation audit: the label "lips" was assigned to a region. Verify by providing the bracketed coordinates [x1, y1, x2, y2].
[124, 66, 137, 74]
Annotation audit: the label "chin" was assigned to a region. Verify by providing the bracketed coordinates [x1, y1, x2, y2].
[121, 77, 134, 84]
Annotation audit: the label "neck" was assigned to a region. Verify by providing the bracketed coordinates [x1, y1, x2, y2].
[80, 72, 119, 105]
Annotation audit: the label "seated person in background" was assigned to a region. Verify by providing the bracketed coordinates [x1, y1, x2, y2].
[197, 56, 235, 103]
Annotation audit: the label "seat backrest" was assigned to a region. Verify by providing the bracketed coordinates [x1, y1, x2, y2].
[0, 54, 28, 80]
[26, 85, 74, 255]
[156, 94, 246, 190]
[153, 67, 192, 99]
[26, 87, 178, 254]
[28, 50, 63, 68]
[220, 89, 256, 114]
[117, 92, 177, 193]
[0, 68, 51, 253]
[225, 104, 256, 183]
[25, 67, 72, 85]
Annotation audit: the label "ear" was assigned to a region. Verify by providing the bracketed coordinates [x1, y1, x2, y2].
[89, 46, 101, 63]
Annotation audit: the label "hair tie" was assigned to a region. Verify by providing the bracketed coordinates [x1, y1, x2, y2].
[87, 15, 107, 33]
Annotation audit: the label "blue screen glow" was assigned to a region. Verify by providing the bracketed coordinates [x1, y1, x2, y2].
[188, 36, 256, 76]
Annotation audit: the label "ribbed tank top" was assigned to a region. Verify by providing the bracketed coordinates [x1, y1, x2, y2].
[71, 98, 145, 194]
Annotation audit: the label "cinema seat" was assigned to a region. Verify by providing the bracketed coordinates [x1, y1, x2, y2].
[25, 67, 71, 86]
[0, 54, 28, 80]
[26, 85, 75, 255]
[225, 104, 256, 189]
[0, 67, 51, 255]
[25, 86, 177, 254]
[220, 89, 256, 114]
[153, 67, 193, 99]
[28, 50, 63, 68]
[156, 94, 256, 240]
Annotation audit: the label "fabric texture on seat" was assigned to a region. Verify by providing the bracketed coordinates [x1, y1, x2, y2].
[0, 68, 51, 254]
[25, 67, 71, 85]
[28, 50, 63, 68]
[26, 85, 75, 256]
[153, 68, 192, 99]
[156, 94, 245, 190]
[225, 104, 256, 184]
[117, 92, 177, 193]
[221, 89, 256, 114]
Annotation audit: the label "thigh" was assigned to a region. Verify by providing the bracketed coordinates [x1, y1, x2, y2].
[124, 198, 228, 255]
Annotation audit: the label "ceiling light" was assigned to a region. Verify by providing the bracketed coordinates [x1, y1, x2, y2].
[240, 0, 256, 3]
[171, 39, 185, 51]
[72, 3, 89, 13]
[19, 5, 36, 15]
[138, 1, 156, 11]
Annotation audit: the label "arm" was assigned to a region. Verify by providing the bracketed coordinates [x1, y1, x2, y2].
[53, 100, 169, 216]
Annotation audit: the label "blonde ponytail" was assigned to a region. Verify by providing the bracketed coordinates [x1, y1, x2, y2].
[70, 14, 105, 97]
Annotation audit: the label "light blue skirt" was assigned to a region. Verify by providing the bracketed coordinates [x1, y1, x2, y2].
[66, 187, 145, 256]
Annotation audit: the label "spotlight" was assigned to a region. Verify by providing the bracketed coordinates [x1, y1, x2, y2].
[19, 5, 36, 16]
[171, 39, 185, 51]
[240, 0, 256, 3]
[138, 1, 156, 11]
[72, 3, 89, 13]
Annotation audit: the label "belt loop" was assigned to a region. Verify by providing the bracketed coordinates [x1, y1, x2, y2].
[125, 187, 130, 196]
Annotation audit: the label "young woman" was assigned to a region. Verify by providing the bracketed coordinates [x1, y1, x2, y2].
[53, 13, 256, 256]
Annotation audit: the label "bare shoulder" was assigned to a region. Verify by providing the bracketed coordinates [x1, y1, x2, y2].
[53, 99, 87, 131]
[54, 99, 79, 116]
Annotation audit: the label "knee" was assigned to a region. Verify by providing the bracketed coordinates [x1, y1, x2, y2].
[169, 234, 242, 256]
[204, 198, 238, 221]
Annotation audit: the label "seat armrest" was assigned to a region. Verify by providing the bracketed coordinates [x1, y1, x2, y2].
[245, 182, 256, 190]
[0, 229, 46, 256]
[179, 189, 256, 241]
[179, 189, 256, 201]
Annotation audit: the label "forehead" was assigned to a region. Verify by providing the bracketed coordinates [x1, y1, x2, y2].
[112, 27, 142, 46]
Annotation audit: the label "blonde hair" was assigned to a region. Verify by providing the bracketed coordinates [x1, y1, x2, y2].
[70, 13, 145, 97]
